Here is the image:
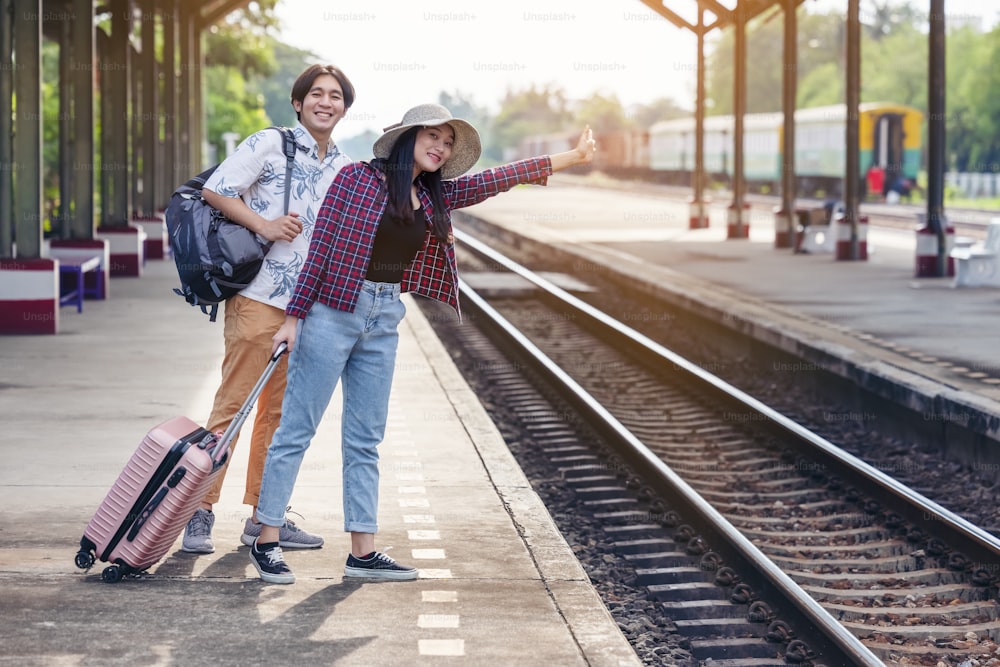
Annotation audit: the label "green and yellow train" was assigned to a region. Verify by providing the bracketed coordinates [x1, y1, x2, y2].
[523, 103, 927, 198]
[646, 102, 923, 197]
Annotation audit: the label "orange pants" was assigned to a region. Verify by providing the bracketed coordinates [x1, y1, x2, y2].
[203, 295, 289, 508]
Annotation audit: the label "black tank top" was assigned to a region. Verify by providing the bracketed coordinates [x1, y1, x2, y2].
[364, 207, 427, 283]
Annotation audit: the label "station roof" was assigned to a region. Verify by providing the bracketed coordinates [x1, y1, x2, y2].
[90, 0, 254, 28]
[129, 0, 817, 33]
[641, 0, 810, 33]
[110, 1, 811, 34]
[193, 0, 255, 28]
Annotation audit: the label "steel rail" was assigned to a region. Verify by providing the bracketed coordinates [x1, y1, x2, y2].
[456, 228, 1000, 566]
[456, 234, 884, 666]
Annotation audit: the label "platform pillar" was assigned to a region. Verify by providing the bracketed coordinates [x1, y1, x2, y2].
[0, 258, 59, 334]
[915, 214, 954, 277]
[96, 224, 146, 276]
[726, 203, 750, 239]
[772, 206, 794, 249]
[132, 213, 168, 260]
[834, 213, 868, 260]
[688, 198, 710, 229]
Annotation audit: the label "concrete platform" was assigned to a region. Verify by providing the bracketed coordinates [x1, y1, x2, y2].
[461, 175, 1000, 451]
[0, 259, 640, 667]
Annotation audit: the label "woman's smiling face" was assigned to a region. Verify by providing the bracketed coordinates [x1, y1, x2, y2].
[412, 124, 455, 177]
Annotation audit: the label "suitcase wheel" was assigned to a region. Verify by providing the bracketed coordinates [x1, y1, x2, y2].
[74, 550, 96, 570]
[101, 565, 124, 583]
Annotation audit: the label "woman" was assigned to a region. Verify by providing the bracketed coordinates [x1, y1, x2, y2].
[250, 103, 596, 583]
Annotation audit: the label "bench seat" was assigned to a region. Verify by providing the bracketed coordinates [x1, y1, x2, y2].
[59, 256, 103, 312]
[951, 219, 1000, 287]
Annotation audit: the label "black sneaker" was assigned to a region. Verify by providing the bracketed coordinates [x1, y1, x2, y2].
[344, 551, 418, 580]
[250, 539, 295, 584]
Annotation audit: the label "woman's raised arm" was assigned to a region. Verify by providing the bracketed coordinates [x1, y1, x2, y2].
[548, 126, 597, 173]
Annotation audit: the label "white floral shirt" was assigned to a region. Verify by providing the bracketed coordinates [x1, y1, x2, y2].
[204, 122, 351, 310]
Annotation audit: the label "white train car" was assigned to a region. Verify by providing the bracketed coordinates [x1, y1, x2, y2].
[649, 111, 783, 183]
[648, 103, 923, 195]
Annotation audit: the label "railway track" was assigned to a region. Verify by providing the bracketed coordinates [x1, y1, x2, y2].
[419, 230, 1000, 666]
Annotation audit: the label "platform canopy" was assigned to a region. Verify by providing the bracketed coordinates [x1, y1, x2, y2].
[639, 0, 808, 34]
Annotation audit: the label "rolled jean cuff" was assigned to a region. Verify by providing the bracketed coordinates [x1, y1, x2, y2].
[344, 520, 378, 533]
[254, 508, 285, 528]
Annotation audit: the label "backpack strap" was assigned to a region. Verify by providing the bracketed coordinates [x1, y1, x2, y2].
[271, 126, 298, 215]
[201, 304, 219, 322]
[172, 286, 219, 322]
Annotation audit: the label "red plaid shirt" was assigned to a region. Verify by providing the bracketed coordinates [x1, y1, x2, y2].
[286, 156, 552, 319]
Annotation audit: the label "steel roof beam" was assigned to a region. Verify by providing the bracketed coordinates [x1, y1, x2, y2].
[696, 0, 734, 22]
[639, 0, 698, 32]
[641, 0, 809, 35]
[199, 0, 253, 29]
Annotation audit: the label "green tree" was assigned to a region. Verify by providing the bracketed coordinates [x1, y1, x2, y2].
[438, 90, 488, 127]
[862, 21, 925, 107]
[336, 130, 379, 163]
[202, 2, 283, 155]
[203, 0, 280, 76]
[705, 9, 845, 114]
[949, 26, 1000, 171]
[40, 40, 62, 232]
[489, 86, 573, 162]
[575, 93, 628, 132]
[797, 62, 844, 107]
[257, 41, 324, 130]
[793, 12, 847, 107]
[629, 97, 689, 128]
[865, 0, 923, 41]
[203, 68, 271, 158]
[437, 91, 495, 165]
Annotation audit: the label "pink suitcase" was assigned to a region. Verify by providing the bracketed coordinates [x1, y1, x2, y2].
[74, 344, 286, 582]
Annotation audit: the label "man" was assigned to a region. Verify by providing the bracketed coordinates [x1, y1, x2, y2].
[182, 64, 356, 553]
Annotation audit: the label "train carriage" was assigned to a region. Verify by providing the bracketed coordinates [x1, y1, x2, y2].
[591, 129, 649, 179]
[645, 102, 923, 196]
[514, 102, 922, 197]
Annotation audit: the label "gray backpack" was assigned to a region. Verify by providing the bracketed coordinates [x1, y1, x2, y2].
[165, 126, 296, 321]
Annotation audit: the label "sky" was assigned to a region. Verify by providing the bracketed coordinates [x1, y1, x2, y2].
[273, 0, 997, 140]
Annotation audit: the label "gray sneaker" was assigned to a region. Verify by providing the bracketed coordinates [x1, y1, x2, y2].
[182, 508, 215, 554]
[240, 511, 324, 549]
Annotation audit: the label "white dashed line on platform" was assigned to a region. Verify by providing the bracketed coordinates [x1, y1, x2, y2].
[408, 530, 441, 540]
[418, 614, 460, 629]
[418, 639, 465, 656]
[422, 590, 458, 603]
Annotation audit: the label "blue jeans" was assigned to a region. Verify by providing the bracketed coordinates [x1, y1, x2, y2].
[255, 281, 405, 533]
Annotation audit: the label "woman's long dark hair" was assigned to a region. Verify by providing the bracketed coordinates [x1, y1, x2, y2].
[377, 126, 451, 243]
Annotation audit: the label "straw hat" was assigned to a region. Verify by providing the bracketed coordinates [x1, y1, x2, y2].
[372, 103, 482, 179]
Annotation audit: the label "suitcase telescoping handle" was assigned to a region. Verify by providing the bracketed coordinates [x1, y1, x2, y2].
[211, 342, 288, 463]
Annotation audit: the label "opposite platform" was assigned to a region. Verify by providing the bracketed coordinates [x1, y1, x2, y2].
[0, 259, 640, 667]
[461, 176, 1000, 449]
